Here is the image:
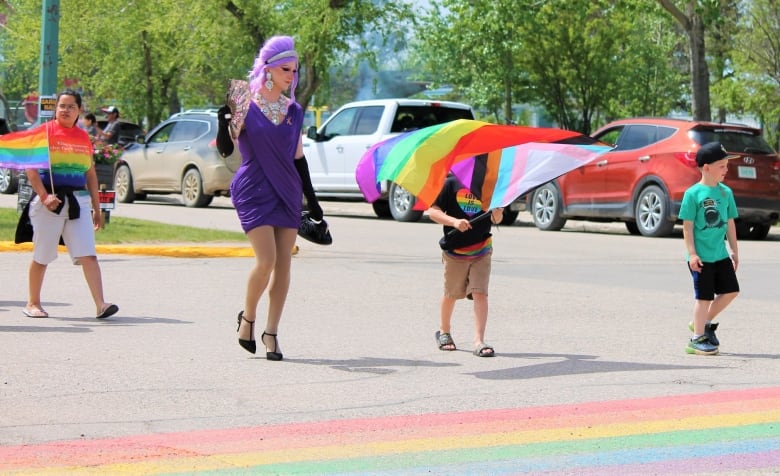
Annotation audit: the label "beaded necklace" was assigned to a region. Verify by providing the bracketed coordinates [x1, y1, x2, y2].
[256, 94, 288, 125]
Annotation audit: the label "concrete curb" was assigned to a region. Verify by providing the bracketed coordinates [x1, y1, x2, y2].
[0, 240, 262, 258]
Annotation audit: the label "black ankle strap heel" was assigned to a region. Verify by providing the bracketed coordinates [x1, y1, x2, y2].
[261, 332, 283, 361]
[236, 311, 256, 355]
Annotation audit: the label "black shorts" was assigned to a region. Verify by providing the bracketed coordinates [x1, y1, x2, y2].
[688, 257, 739, 301]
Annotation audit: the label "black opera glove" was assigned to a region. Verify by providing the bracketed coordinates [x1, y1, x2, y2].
[294, 156, 323, 221]
[216, 105, 234, 158]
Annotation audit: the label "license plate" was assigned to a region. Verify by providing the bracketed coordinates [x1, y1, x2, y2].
[98, 190, 116, 210]
[737, 166, 756, 179]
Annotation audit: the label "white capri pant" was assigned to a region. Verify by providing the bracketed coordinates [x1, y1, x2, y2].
[28, 191, 96, 265]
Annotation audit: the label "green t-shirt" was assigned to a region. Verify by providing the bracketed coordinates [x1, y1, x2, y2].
[678, 182, 738, 262]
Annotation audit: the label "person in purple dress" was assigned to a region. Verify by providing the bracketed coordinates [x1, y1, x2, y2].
[218, 36, 324, 360]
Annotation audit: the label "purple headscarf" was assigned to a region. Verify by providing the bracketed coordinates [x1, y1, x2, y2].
[248, 35, 299, 104]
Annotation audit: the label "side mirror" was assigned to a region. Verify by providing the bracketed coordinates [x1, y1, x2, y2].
[306, 125, 318, 141]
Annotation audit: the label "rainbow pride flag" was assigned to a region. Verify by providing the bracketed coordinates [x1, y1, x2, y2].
[0, 125, 50, 169]
[356, 119, 610, 211]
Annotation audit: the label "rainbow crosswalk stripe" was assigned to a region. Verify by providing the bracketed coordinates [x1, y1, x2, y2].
[0, 126, 49, 169]
[1, 387, 779, 474]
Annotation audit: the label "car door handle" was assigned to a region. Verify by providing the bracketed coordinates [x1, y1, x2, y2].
[336, 146, 344, 153]
[183, 146, 192, 151]
[638, 155, 650, 162]
[596, 159, 608, 167]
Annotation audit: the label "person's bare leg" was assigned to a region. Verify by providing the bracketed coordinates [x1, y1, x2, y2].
[262, 227, 297, 354]
[437, 295, 457, 350]
[240, 226, 276, 341]
[471, 292, 488, 343]
[707, 292, 738, 322]
[27, 260, 47, 311]
[79, 255, 110, 314]
[692, 299, 709, 335]
[440, 295, 456, 334]
[471, 292, 492, 355]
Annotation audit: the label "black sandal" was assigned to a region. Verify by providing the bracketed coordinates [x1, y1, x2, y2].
[236, 311, 256, 354]
[435, 331, 456, 351]
[473, 344, 495, 357]
[262, 332, 283, 361]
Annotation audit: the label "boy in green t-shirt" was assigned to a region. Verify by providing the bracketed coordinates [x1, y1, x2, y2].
[678, 141, 740, 355]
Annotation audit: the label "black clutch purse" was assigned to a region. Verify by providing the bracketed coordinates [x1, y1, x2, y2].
[298, 212, 333, 245]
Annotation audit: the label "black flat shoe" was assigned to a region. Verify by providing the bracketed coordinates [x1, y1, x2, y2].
[261, 332, 283, 361]
[236, 311, 256, 354]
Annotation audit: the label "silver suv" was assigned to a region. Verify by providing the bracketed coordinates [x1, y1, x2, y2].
[114, 110, 241, 207]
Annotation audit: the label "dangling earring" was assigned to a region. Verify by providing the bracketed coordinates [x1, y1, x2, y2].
[265, 71, 274, 91]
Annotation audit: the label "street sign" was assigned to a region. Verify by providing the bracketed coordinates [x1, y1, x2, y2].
[39, 95, 56, 118]
[98, 190, 116, 210]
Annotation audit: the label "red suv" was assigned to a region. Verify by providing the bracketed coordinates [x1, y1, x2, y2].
[530, 118, 780, 239]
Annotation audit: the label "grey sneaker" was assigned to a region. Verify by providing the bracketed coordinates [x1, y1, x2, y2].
[686, 335, 719, 355]
[688, 321, 720, 347]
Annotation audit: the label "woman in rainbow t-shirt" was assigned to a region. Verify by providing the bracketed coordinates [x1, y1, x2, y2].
[22, 89, 118, 319]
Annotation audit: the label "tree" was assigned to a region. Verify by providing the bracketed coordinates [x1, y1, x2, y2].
[0, 0, 43, 108]
[706, 0, 739, 123]
[415, 0, 532, 123]
[657, 0, 715, 121]
[1, 0, 413, 130]
[518, 0, 631, 133]
[215, 0, 414, 113]
[517, 0, 683, 134]
[731, 0, 780, 148]
[415, 0, 682, 132]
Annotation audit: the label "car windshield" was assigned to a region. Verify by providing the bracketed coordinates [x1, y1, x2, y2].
[390, 105, 473, 133]
[690, 127, 775, 155]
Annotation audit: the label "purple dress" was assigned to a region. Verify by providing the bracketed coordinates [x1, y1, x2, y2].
[230, 100, 304, 233]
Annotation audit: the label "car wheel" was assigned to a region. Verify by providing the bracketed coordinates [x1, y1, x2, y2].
[625, 221, 641, 235]
[735, 220, 771, 240]
[181, 168, 212, 208]
[500, 209, 519, 225]
[0, 167, 19, 194]
[114, 165, 136, 203]
[389, 182, 423, 222]
[634, 185, 674, 237]
[531, 183, 566, 231]
[372, 199, 392, 218]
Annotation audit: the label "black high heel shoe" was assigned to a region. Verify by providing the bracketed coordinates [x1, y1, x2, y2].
[261, 332, 283, 361]
[236, 311, 256, 354]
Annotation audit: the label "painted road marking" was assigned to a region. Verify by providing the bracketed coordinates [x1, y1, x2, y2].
[1, 387, 779, 474]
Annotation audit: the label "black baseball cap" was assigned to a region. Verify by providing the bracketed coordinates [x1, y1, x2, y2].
[696, 141, 739, 167]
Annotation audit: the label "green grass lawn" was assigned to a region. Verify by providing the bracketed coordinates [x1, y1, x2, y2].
[0, 208, 246, 244]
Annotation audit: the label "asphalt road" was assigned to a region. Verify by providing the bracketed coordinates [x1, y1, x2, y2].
[1, 193, 779, 473]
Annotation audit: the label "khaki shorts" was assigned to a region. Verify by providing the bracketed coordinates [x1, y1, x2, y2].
[442, 249, 492, 299]
[29, 192, 96, 265]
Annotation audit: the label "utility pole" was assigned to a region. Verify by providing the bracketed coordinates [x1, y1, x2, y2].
[38, 0, 59, 121]
[17, 0, 59, 213]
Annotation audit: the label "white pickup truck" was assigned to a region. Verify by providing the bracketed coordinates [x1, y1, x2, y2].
[304, 98, 524, 224]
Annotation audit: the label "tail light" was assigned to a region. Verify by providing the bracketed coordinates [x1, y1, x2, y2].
[674, 151, 698, 168]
